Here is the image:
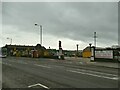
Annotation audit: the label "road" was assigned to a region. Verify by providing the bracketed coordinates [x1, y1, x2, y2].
[1, 57, 119, 89]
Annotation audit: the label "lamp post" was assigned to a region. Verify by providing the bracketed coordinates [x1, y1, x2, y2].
[35, 23, 42, 46]
[7, 37, 12, 45]
[89, 43, 92, 58]
[89, 43, 92, 52]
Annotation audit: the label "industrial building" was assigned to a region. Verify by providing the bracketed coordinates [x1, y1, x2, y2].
[2, 44, 46, 57]
[2, 44, 61, 59]
[82, 46, 120, 62]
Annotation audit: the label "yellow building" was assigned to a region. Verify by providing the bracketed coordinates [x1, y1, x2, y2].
[82, 46, 91, 58]
[44, 50, 50, 57]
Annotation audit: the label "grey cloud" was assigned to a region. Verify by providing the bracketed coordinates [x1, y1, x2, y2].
[2, 2, 118, 46]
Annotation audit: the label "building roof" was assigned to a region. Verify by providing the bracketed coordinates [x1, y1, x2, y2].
[83, 46, 105, 52]
[2, 44, 46, 50]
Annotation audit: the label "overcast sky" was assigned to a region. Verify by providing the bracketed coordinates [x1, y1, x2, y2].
[1, 1, 118, 50]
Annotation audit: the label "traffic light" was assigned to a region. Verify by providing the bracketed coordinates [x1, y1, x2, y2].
[59, 41, 61, 48]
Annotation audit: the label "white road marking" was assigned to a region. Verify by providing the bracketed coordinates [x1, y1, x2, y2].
[86, 62, 96, 64]
[7, 60, 28, 65]
[76, 69, 118, 77]
[49, 59, 56, 60]
[34, 64, 51, 68]
[28, 83, 49, 89]
[2, 62, 12, 66]
[19, 62, 28, 64]
[50, 65, 64, 68]
[7, 64, 12, 66]
[79, 62, 83, 64]
[8, 61, 16, 63]
[65, 62, 72, 64]
[23, 62, 28, 64]
[67, 70, 118, 80]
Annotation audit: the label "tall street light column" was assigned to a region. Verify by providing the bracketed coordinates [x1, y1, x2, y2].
[7, 37, 12, 45]
[35, 24, 42, 46]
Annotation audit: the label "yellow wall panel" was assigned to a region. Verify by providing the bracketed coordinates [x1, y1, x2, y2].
[82, 51, 91, 58]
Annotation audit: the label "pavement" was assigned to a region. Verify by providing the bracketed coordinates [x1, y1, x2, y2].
[64, 57, 119, 69]
[1, 57, 119, 89]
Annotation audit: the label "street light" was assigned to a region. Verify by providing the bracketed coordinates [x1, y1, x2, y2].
[35, 23, 42, 46]
[89, 43, 92, 52]
[7, 37, 12, 45]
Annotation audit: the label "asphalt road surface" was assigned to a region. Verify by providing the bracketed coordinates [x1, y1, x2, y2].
[1, 57, 119, 89]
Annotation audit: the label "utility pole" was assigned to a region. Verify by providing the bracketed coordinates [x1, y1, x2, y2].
[94, 32, 97, 48]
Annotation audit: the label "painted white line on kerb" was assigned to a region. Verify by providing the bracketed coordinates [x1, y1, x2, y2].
[34, 64, 51, 68]
[28, 83, 49, 89]
[67, 70, 118, 80]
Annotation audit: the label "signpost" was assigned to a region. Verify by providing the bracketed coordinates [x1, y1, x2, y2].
[95, 50, 113, 59]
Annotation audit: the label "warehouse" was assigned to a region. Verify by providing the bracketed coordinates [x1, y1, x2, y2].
[2, 44, 46, 57]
